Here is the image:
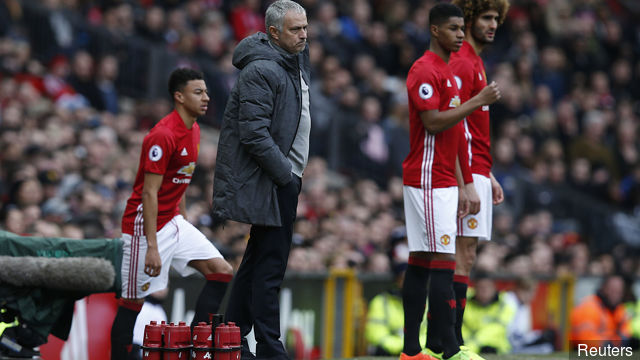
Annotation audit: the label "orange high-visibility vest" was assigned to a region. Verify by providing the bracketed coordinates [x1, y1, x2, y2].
[570, 294, 631, 347]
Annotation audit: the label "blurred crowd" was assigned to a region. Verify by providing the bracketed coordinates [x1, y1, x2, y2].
[1, 0, 640, 278]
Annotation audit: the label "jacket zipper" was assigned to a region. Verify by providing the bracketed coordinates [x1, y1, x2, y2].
[285, 57, 303, 157]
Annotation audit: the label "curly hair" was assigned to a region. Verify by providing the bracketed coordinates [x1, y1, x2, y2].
[451, 0, 510, 26]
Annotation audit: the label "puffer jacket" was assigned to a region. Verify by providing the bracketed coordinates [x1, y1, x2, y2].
[212, 32, 310, 226]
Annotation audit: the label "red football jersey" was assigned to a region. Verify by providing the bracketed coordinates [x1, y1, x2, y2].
[403, 50, 463, 189]
[449, 41, 491, 177]
[122, 110, 200, 235]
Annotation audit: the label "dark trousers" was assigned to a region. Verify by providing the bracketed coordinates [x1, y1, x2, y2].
[225, 175, 301, 360]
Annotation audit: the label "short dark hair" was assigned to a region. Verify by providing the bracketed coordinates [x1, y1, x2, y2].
[429, 3, 464, 27]
[168, 68, 204, 97]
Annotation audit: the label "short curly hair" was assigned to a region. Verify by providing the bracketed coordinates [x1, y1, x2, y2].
[451, 0, 510, 26]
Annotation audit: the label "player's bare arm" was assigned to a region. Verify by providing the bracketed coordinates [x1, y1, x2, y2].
[457, 158, 480, 215]
[457, 156, 481, 215]
[142, 172, 163, 277]
[419, 81, 501, 133]
[457, 131, 479, 214]
[455, 156, 472, 218]
[465, 183, 481, 215]
[490, 172, 504, 205]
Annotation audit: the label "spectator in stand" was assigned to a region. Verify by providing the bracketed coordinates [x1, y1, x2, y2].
[337, 0, 371, 45]
[366, 261, 426, 356]
[0, 0, 19, 37]
[95, 55, 120, 114]
[229, 0, 265, 42]
[462, 273, 516, 354]
[365, 252, 391, 274]
[570, 274, 632, 348]
[504, 277, 555, 354]
[383, 100, 410, 179]
[614, 117, 639, 181]
[196, 11, 232, 62]
[61, 222, 84, 240]
[348, 96, 390, 187]
[2, 207, 26, 235]
[136, 6, 166, 43]
[568, 110, 618, 200]
[9, 178, 44, 210]
[25, 0, 74, 63]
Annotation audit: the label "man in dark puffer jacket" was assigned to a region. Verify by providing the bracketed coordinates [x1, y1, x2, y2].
[212, 1, 311, 359]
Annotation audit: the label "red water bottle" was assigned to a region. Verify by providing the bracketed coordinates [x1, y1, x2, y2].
[214, 324, 231, 360]
[164, 323, 176, 359]
[192, 321, 214, 360]
[165, 322, 191, 360]
[142, 321, 163, 360]
[227, 322, 241, 360]
[170, 321, 191, 359]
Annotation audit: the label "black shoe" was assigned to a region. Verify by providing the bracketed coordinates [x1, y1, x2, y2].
[0, 332, 40, 359]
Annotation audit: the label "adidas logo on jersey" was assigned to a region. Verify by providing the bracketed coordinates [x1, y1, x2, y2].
[181, 148, 188, 156]
[446, 79, 452, 87]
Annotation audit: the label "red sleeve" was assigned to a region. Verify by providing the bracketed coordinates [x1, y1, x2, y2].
[407, 64, 441, 113]
[141, 128, 175, 175]
[449, 56, 475, 103]
[457, 123, 473, 184]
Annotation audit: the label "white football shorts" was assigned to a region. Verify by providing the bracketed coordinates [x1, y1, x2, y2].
[457, 174, 492, 240]
[404, 185, 458, 254]
[121, 214, 222, 299]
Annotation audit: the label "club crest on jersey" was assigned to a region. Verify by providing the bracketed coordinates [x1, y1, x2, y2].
[178, 162, 196, 176]
[454, 76, 462, 90]
[419, 83, 433, 100]
[449, 95, 460, 108]
[440, 235, 451, 245]
[467, 218, 478, 229]
[141, 282, 150, 291]
[149, 145, 163, 162]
